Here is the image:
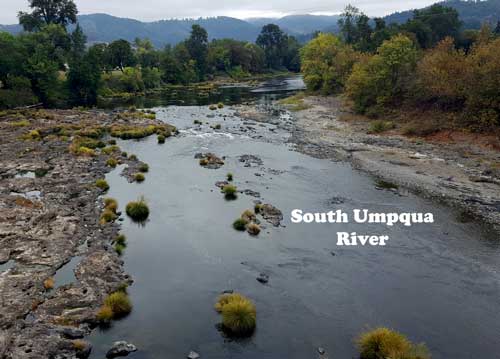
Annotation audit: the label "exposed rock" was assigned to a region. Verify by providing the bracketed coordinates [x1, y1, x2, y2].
[241, 189, 260, 198]
[259, 204, 283, 227]
[187, 350, 200, 359]
[239, 154, 263, 167]
[195, 153, 225, 169]
[256, 273, 269, 284]
[106, 341, 137, 358]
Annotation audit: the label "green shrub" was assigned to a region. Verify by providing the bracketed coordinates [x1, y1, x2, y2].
[227, 173, 233, 181]
[254, 203, 263, 213]
[115, 243, 126, 256]
[139, 163, 149, 173]
[209, 104, 217, 110]
[215, 293, 247, 312]
[158, 134, 166, 144]
[357, 327, 430, 359]
[233, 217, 248, 231]
[134, 173, 145, 182]
[95, 179, 109, 191]
[115, 234, 127, 245]
[126, 197, 150, 221]
[217, 102, 224, 109]
[103, 291, 132, 318]
[102, 145, 120, 155]
[129, 154, 138, 161]
[222, 184, 237, 199]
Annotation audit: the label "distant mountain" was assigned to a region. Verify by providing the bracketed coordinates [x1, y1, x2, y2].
[1, 1, 498, 46]
[247, 14, 340, 34]
[77, 14, 260, 46]
[384, 0, 500, 29]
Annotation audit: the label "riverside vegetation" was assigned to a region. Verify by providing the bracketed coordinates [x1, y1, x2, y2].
[300, 4, 500, 133]
[0, 0, 300, 109]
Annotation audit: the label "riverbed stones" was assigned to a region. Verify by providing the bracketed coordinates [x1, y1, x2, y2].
[258, 203, 283, 227]
[106, 341, 137, 358]
[256, 273, 269, 284]
[239, 154, 263, 167]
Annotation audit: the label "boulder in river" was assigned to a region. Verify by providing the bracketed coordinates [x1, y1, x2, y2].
[187, 351, 200, 359]
[106, 341, 138, 358]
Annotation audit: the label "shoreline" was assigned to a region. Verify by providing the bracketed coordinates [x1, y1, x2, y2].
[284, 95, 500, 234]
[0, 109, 172, 358]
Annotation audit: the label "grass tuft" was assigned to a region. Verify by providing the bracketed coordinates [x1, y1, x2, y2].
[233, 217, 249, 231]
[126, 197, 150, 221]
[43, 277, 54, 290]
[215, 293, 256, 336]
[95, 179, 109, 191]
[134, 173, 145, 182]
[103, 291, 132, 318]
[222, 184, 237, 199]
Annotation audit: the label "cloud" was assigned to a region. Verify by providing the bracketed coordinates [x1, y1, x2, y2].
[0, 0, 437, 24]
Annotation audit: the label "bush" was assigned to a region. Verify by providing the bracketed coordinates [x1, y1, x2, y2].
[226, 173, 233, 181]
[139, 163, 149, 173]
[96, 305, 113, 322]
[158, 134, 166, 144]
[115, 234, 127, 245]
[222, 184, 237, 199]
[126, 197, 150, 221]
[104, 198, 118, 213]
[241, 209, 256, 222]
[217, 102, 224, 109]
[209, 104, 217, 110]
[254, 203, 263, 213]
[95, 179, 109, 191]
[134, 173, 145, 182]
[233, 217, 248, 231]
[220, 295, 256, 336]
[346, 35, 418, 115]
[215, 293, 247, 312]
[357, 327, 430, 359]
[104, 291, 132, 318]
[100, 209, 118, 224]
[247, 223, 261, 236]
[301, 33, 361, 94]
[106, 158, 118, 167]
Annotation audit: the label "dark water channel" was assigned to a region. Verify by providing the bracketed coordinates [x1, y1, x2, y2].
[88, 78, 500, 359]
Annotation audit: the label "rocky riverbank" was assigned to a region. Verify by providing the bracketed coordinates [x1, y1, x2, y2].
[283, 96, 500, 233]
[0, 109, 175, 358]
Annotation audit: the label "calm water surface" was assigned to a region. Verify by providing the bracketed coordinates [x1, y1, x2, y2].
[88, 79, 500, 359]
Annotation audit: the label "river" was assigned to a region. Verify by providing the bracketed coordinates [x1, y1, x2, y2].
[88, 76, 500, 359]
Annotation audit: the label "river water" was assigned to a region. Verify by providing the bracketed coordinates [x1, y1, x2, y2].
[88, 77, 500, 359]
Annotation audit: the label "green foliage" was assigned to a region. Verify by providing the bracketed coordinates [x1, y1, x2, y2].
[346, 35, 418, 114]
[357, 327, 430, 359]
[126, 197, 149, 221]
[106, 158, 118, 167]
[222, 184, 237, 199]
[301, 33, 360, 94]
[139, 163, 149, 172]
[19, 0, 78, 31]
[185, 25, 208, 80]
[100, 209, 117, 224]
[257, 24, 289, 69]
[233, 217, 249, 231]
[96, 305, 113, 322]
[226, 173, 233, 181]
[134, 173, 145, 182]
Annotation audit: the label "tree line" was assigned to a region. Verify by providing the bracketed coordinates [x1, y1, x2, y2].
[0, 0, 301, 108]
[301, 4, 500, 130]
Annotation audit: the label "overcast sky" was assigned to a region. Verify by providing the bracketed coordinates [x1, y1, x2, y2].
[1, 0, 438, 24]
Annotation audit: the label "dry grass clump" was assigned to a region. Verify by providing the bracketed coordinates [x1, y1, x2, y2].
[104, 198, 118, 212]
[104, 291, 132, 318]
[215, 293, 256, 336]
[139, 163, 149, 173]
[106, 158, 118, 167]
[357, 327, 430, 359]
[246, 223, 261, 236]
[233, 209, 261, 235]
[43, 277, 55, 290]
[102, 145, 121, 155]
[95, 179, 109, 191]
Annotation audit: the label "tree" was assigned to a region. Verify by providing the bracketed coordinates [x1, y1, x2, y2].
[301, 33, 361, 94]
[410, 5, 462, 48]
[70, 24, 86, 60]
[185, 25, 208, 79]
[283, 36, 301, 72]
[346, 35, 418, 114]
[67, 50, 101, 105]
[338, 5, 362, 45]
[256, 24, 288, 69]
[19, 0, 77, 32]
[106, 40, 136, 72]
[495, 21, 500, 36]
